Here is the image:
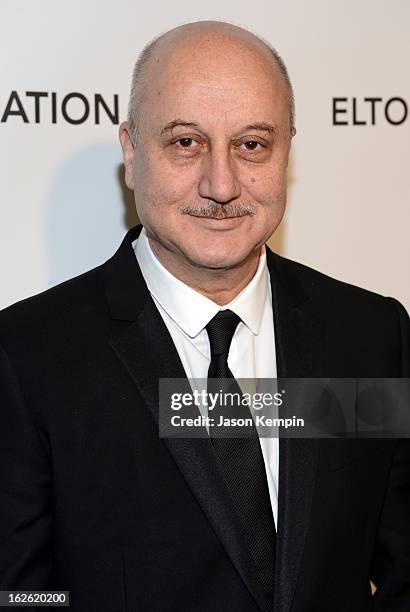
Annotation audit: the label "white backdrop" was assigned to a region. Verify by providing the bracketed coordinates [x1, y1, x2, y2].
[1, 0, 409, 310]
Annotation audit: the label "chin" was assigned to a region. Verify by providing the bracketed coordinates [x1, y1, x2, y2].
[185, 244, 253, 271]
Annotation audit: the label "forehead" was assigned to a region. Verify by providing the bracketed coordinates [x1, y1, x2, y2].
[141, 34, 289, 130]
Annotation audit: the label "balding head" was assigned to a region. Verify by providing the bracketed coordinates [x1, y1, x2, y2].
[127, 21, 295, 142]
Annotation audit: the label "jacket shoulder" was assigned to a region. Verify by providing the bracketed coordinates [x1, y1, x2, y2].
[270, 251, 410, 350]
[0, 265, 105, 346]
[271, 251, 400, 309]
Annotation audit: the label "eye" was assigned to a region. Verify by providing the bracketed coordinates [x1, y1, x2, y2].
[234, 137, 270, 161]
[171, 136, 203, 155]
[178, 138, 193, 148]
[175, 137, 200, 148]
[241, 140, 262, 151]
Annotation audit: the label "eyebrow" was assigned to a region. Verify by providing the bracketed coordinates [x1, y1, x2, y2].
[243, 122, 277, 135]
[160, 119, 277, 137]
[160, 120, 200, 136]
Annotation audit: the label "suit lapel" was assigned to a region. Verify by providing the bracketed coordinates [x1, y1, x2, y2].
[267, 248, 323, 612]
[103, 226, 271, 612]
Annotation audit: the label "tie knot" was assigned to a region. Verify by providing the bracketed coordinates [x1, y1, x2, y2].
[205, 310, 241, 356]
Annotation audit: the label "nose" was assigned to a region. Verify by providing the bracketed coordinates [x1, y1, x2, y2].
[198, 147, 241, 203]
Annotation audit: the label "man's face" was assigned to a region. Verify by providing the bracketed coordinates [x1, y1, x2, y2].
[121, 33, 293, 273]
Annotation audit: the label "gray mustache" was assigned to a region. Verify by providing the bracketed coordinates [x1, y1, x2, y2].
[179, 202, 257, 219]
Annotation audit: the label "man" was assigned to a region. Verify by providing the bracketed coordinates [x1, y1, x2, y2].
[0, 20, 409, 612]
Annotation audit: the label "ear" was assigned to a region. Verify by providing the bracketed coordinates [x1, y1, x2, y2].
[119, 121, 135, 190]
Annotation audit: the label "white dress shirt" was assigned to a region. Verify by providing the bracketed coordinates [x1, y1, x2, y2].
[133, 227, 279, 525]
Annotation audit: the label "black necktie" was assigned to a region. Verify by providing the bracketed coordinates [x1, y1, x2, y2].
[206, 310, 276, 604]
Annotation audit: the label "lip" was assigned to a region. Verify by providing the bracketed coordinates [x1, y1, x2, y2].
[188, 215, 247, 230]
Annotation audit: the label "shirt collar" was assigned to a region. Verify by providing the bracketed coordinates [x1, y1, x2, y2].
[134, 226, 268, 338]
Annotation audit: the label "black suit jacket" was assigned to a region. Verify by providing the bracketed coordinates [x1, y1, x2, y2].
[0, 224, 409, 612]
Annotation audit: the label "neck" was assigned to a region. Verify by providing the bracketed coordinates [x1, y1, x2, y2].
[148, 238, 261, 306]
